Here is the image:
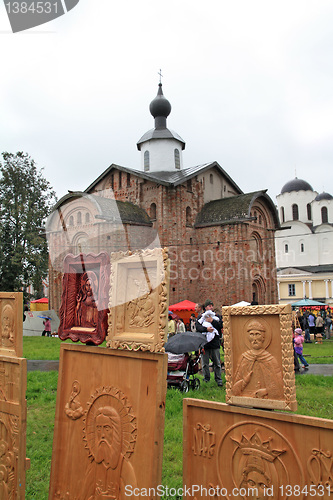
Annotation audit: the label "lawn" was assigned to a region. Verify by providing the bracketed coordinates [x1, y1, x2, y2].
[24, 337, 333, 499]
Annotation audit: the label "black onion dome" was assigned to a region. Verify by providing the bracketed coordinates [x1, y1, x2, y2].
[281, 178, 314, 194]
[149, 83, 171, 119]
[315, 192, 333, 201]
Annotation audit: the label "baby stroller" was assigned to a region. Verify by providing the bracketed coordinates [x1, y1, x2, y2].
[167, 351, 201, 393]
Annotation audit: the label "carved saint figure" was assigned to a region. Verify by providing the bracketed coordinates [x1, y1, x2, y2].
[83, 405, 137, 499]
[233, 319, 283, 399]
[127, 278, 155, 329]
[1, 305, 14, 347]
[75, 271, 99, 329]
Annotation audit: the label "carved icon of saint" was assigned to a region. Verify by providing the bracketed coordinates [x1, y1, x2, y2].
[75, 271, 99, 329]
[1, 304, 15, 348]
[82, 390, 137, 500]
[233, 318, 283, 399]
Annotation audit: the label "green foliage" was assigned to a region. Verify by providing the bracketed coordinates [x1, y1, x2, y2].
[0, 152, 56, 296]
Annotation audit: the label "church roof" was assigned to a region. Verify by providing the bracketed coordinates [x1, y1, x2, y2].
[315, 191, 333, 201]
[281, 178, 314, 194]
[49, 192, 152, 227]
[137, 127, 185, 150]
[195, 190, 280, 228]
[85, 162, 243, 193]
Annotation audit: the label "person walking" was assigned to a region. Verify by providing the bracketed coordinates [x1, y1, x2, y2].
[294, 328, 309, 370]
[195, 299, 223, 387]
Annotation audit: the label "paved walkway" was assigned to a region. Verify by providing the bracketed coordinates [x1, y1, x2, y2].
[27, 360, 333, 375]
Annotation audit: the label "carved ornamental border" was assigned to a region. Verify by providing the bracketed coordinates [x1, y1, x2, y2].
[222, 304, 297, 411]
[106, 247, 169, 353]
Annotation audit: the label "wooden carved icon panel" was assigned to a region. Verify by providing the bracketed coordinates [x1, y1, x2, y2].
[0, 292, 23, 358]
[58, 252, 110, 345]
[222, 304, 297, 411]
[107, 247, 170, 352]
[184, 399, 333, 500]
[49, 344, 168, 500]
[0, 355, 27, 499]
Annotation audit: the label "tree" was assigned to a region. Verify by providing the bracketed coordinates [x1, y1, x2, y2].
[0, 152, 57, 297]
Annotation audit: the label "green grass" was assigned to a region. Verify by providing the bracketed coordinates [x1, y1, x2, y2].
[25, 369, 333, 499]
[303, 338, 333, 363]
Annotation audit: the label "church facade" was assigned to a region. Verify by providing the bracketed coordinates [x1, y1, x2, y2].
[47, 84, 280, 313]
[275, 178, 333, 306]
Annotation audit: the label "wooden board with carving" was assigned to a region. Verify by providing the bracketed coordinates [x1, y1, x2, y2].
[49, 344, 168, 499]
[0, 355, 27, 499]
[0, 292, 23, 358]
[58, 252, 110, 345]
[107, 247, 169, 353]
[222, 304, 297, 411]
[183, 399, 333, 500]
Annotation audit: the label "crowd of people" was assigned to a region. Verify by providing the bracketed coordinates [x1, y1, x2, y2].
[168, 299, 224, 388]
[295, 309, 332, 342]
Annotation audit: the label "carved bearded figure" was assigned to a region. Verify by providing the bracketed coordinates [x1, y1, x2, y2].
[233, 319, 283, 399]
[83, 406, 136, 500]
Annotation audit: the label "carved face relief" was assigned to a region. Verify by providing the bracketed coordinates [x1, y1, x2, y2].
[1, 305, 14, 344]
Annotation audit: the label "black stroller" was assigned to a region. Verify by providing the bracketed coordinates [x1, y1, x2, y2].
[167, 352, 201, 392]
[164, 331, 207, 393]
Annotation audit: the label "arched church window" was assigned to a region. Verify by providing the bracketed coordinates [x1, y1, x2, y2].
[292, 204, 299, 221]
[210, 173, 213, 184]
[118, 171, 122, 188]
[186, 206, 192, 226]
[144, 151, 150, 172]
[150, 203, 156, 220]
[285, 244, 288, 253]
[249, 233, 262, 261]
[85, 212, 90, 224]
[280, 206, 285, 223]
[69, 216, 74, 227]
[300, 243, 304, 253]
[307, 203, 312, 220]
[174, 149, 180, 169]
[321, 206, 328, 224]
[127, 173, 131, 187]
[77, 212, 82, 225]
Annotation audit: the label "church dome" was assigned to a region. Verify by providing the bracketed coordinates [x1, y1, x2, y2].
[315, 191, 333, 201]
[281, 178, 314, 194]
[149, 83, 171, 119]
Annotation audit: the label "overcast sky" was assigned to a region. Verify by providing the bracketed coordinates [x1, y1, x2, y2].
[1, 0, 333, 204]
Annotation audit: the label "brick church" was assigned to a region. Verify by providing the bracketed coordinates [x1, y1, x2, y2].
[47, 83, 280, 313]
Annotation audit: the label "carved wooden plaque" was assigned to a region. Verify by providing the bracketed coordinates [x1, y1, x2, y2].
[0, 355, 27, 499]
[184, 399, 333, 500]
[106, 247, 170, 352]
[0, 292, 23, 358]
[58, 252, 110, 345]
[222, 304, 296, 411]
[49, 344, 168, 499]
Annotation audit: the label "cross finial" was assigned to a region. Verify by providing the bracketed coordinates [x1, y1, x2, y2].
[158, 69, 163, 84]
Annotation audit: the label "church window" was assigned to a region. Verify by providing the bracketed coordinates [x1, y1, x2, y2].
[210, 173, 214, 184]
[85, 212, 90, 224]
[174, 149, 180, 169]
[150, 203, 156, 220]
[280, 206, 285, 223]
[292, 204, 299, 221]
[69, 216, 74, 227]
[249, 232, 262, 261]
[186, 206, 192, 226]
[144, 151, 150, 172]
[253, 211, 257, 222]
[77, 212, 82, 225]
[300, 243, 304, 253]
[307, 203, 312, 220]
[259, 215, 262, 225]
[127, 173, 131, 187]
[187, 179, 192, 191]
[288, 284, 296, 296]
[110, 174, 114, 190]
[321, 206, 328, 224]
[119, 171, 122, 188]
[285, 244, 288, 253]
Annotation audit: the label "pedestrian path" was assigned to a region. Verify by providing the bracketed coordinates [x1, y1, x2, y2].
[27, 360, 333, 375]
